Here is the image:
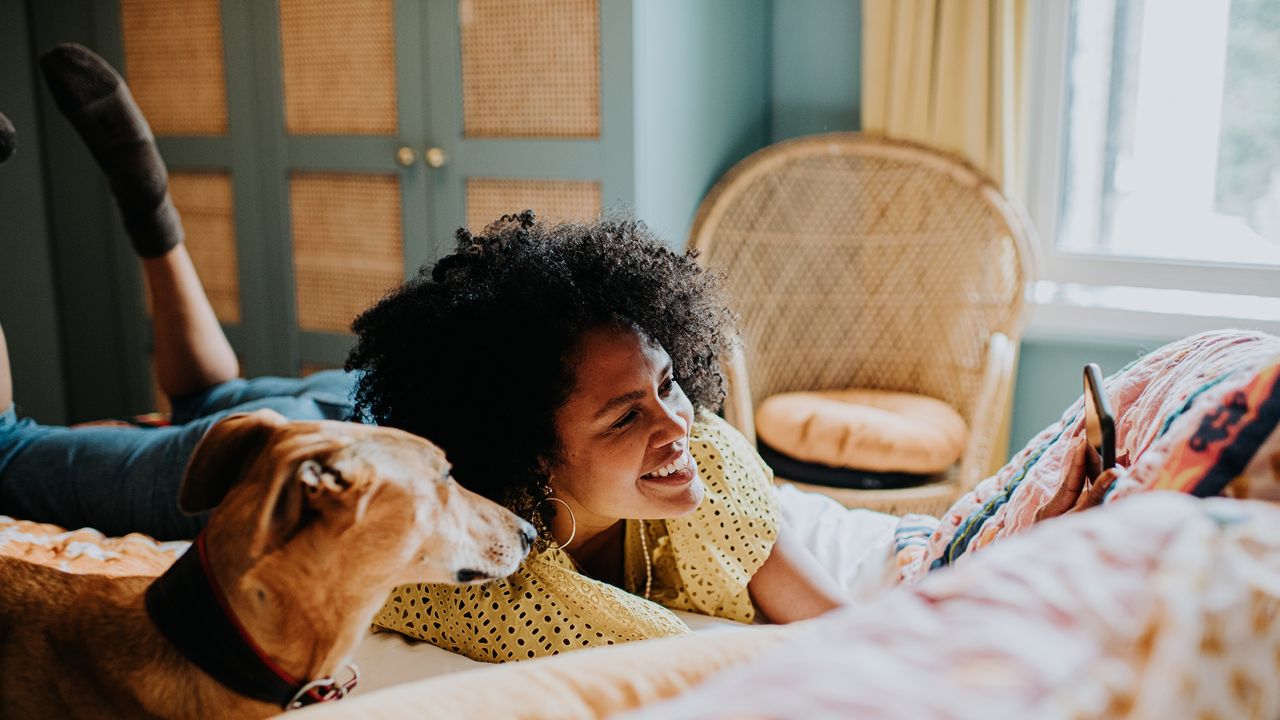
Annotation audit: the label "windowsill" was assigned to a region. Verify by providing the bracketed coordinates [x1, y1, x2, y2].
[1025, 281, 1280, 344]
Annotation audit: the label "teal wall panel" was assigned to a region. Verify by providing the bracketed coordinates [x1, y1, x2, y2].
[634, 0, 770, 247]
[598, 0, 636, 218]
[769, 0, 861, 141]
[1010, 335, 1164, 452]
[0, 1, 66, 423]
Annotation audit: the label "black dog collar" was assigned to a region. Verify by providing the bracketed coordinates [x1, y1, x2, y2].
[145, 533, 358, 710]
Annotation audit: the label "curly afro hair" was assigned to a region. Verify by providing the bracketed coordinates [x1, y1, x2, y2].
[345, 210, 737, 538]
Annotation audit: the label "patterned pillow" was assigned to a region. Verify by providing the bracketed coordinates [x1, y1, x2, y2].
[899, 329, 1280, 583]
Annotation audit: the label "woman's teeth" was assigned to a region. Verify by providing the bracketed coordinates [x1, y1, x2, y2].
[645, 452, 692, 478]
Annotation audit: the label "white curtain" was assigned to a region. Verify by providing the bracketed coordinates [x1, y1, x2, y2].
[862, 0, 1028, 195]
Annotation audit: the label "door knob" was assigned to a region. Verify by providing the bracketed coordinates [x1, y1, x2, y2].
[424, 147, 448, 168]
[395, 146, 417, 167]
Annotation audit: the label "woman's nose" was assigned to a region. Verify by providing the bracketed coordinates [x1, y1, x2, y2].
[651, 402, 689, 447]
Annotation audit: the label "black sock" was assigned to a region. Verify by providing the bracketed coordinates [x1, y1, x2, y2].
[40, 43, 183, 258]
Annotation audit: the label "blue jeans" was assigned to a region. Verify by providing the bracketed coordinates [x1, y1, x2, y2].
[0, 370, 357, 540]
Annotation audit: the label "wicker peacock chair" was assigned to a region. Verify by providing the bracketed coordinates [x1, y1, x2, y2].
[689, 133, 1038, 517]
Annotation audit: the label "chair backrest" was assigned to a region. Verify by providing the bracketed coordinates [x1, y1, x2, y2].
[688, 133, 1037, 423]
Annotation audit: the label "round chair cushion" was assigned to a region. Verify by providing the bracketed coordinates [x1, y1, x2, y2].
[755, 390, 968, 474]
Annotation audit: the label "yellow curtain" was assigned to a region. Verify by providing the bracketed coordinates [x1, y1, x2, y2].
[861, 0, 1027, 195]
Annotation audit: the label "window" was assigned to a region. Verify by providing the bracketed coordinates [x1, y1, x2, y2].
[1027, 0, 1280, 313]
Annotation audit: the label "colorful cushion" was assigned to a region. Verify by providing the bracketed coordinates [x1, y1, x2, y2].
[755, 389, 967, 474]
[905, 329, 1280, 583]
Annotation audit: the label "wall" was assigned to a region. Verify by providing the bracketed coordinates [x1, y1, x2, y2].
[633, 0, 771, 246]
[1010, 334, 1162, 449]
[770, 0, 861, 142]
[0, 1, 66, 423]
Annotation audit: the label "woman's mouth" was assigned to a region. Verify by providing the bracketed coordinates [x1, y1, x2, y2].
[640, 450, 697, 485]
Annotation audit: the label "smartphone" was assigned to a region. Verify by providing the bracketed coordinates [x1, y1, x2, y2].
[1082, 363, 1116, 471]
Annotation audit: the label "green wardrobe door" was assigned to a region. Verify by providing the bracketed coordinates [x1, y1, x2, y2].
[422, 0, 624, 252]
[247, 0, 432, 374]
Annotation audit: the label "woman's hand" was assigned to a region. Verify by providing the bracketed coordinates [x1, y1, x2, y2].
[748, 518, 848, 623]
[1033, 437, 1123, 523]
[1029, 438, 1131, 520]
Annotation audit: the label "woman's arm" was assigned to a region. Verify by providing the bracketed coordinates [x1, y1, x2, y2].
[747, 518, 848, 623]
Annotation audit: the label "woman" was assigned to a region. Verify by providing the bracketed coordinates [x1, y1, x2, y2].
[346, 212, 850, 659]
[1, 46, 1108, 661]
[343, 211, 1114, 661]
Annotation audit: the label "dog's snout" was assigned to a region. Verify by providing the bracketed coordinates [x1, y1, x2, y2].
[455, 568, 491, 583]
[519, 522, 536, 554]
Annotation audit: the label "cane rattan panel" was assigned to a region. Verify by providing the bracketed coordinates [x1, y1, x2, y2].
[460, 0, 600, 138]
[290, 173, 403, 333]
[120, 0, 228, 135]
[279, 0, 398, 136]
[690, 135, 1034, 425]
[168, 172, 240, 324]
[466, 178, 601, 231]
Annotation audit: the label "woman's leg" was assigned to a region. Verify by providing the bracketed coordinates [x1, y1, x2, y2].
[0, 320, 192, 538]
[0, 324, 11, 412]
[141, 247, 240, 399]
[170, 370, 359, 424]
[1, 383, 348, 541]
[40, 44, 238, 398]
[0, 321, 343, 537]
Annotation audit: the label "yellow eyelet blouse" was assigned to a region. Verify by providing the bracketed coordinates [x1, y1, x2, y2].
[373, 411, 780, 662]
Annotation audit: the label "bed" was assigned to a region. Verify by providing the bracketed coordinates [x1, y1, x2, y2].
[7, 329, 1280, 718]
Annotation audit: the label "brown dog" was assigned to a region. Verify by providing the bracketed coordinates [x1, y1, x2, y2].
[0, 410, 534, 718]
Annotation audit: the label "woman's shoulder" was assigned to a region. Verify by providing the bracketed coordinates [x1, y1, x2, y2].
[690, 409, 772, 487]
[658, 410, 779, 621]
[691, 410, 753, 454]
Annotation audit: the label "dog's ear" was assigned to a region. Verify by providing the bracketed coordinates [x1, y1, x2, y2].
[246, 445, 366, 558]
[247, 458, 315, 558]
[297, 458, 355, 496]
[179, 409, 287, 514]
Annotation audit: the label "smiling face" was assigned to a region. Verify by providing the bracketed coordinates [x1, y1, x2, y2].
[547, 323, 705, 536]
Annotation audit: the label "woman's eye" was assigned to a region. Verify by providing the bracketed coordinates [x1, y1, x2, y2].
[659, 377, 675, 396]
[611, 409, 638, 430]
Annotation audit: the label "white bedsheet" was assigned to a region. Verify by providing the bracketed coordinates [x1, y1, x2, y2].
[776, 482, 900, 600]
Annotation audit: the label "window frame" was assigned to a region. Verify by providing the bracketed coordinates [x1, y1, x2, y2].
[1024, 0, 1280, 301]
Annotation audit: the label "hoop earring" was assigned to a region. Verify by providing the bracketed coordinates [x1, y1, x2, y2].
[542, 496, 577, 550]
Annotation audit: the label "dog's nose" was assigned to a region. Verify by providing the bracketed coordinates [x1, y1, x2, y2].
[519, 522, 536, 553]
[455, 568, 491, 583]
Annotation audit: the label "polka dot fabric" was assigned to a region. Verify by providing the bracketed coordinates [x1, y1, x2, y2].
[373, 552, 689, 663]
[373, 412, 781, 662]
[634, 412, 779, 622]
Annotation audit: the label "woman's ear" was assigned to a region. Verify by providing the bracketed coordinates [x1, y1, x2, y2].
[178, 409, 288, 514]
[536, 456, 557, 490]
